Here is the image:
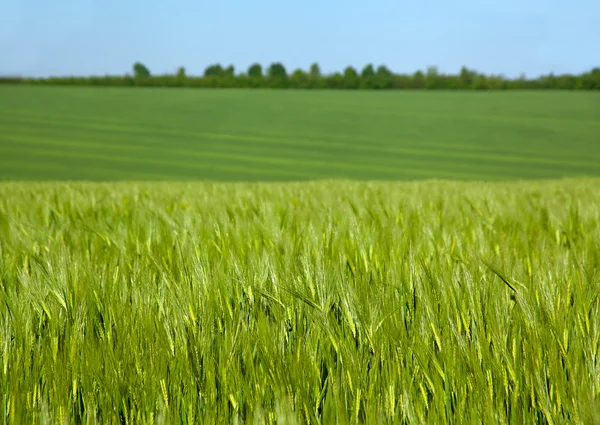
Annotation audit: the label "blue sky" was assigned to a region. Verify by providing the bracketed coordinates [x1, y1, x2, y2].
[1, 0, 598, 78]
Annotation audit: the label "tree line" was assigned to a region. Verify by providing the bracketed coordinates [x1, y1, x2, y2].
[1, 61, 599, 90]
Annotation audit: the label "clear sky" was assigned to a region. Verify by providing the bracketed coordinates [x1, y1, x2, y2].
[1, 0, 598, 78]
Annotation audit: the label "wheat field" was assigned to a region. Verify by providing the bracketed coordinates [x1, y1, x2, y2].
[1, 179, 599, 424]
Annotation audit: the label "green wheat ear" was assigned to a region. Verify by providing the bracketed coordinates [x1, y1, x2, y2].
[0, 179, 599, 424]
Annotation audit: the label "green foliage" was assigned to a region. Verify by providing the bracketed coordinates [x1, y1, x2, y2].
[266, 63, 288, 89]
[309, 63, 321, 80]
[361, 64, 375, 78]
[1, 179, 600, 424]
[248, 63, 263, 78]
[268, 62, 288, 78]
[460, 66, 476, 87]
[413, 70, 426, 89]
[343, 66, 359, 89]
[290, 69, 309, 88]
[376, 65, 392, 77]
[426, 66, 441, 89]
[3, 62, 599, 90]
[133, 62, 151, 78]
[374, 66, 393, 89]
[224, 65, 235, 77]
[204, 64, 224, 77]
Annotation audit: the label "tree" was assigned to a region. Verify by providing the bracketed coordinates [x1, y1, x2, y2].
[290, 69, 309, 88]
[266, 63, 288, 88]
[358, 64, 376, 89]
[426, 66, 440, 89]
[413, 70, 425, 89]
[590, 67, 600, 90]
[459, 66, 476, 88]
[309, 63, 321, 79]
[343, 66, 359, 89]
[426, 66, 439, 79]
[204, 64, 224, 77]
[327, 72, 345, 89]
[474, 75, 490, 90]
[375, 65, 393, 89]
[267, 62, 287, 78]
[133, 62, 150, 78]
[248, 63, 263, 78]
[361, 64, 375, 78]
[5, 61, 599, 91]
[376, 65, 393, 78]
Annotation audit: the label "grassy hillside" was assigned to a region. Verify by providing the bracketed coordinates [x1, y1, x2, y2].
[1, 86, 599, 181]
[1, 179, 599, 424]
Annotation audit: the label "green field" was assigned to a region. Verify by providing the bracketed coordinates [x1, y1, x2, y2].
[2, 86, 600, 424]
[1, 86, 599, 181]
[1, 180, 600, 424]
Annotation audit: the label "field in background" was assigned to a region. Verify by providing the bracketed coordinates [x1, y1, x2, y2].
[1, 179, 600, 424]
[1, 86, 599, 181]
